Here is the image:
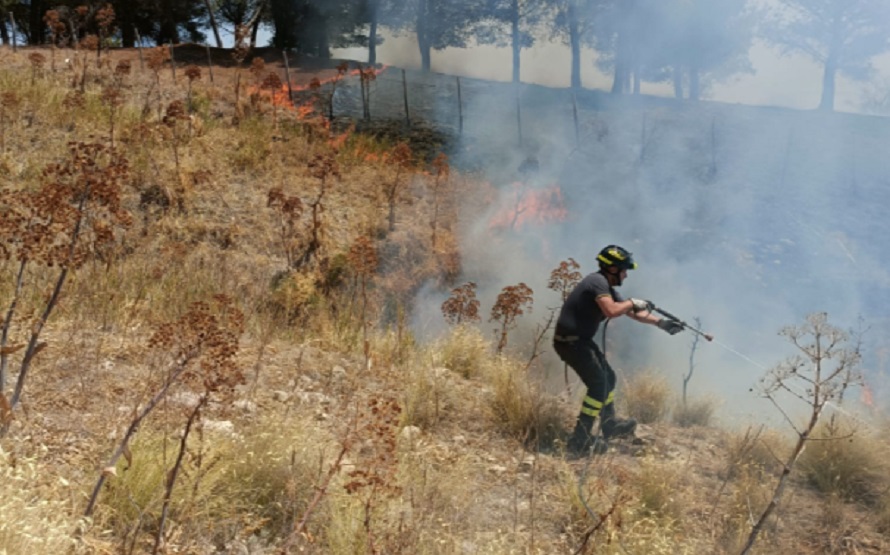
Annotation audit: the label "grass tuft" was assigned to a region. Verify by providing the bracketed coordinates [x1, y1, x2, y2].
[486, 355, 565, 449]
[622, 370, 672, 424]
[799, 418, 890, 506]
[672, 396, 718, 428]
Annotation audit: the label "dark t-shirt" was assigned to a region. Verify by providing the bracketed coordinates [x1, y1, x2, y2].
[555, 272, 623, 340]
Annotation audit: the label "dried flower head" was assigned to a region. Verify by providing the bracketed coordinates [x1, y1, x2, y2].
[185, 65, 201, 82]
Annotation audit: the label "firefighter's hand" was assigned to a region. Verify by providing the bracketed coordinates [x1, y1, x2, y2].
[629, 298, 653, 313]
[657, 319, 685, 335]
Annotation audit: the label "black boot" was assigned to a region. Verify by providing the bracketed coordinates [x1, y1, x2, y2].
[600, 403, 637, 440]
[566, 414, 607, 457]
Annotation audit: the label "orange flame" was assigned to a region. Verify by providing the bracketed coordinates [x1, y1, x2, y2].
[489, 182, 568, 231]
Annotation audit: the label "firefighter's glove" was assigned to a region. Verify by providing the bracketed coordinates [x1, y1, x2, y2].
[629, 298, 653, 314]
[657, 319, 685, 335]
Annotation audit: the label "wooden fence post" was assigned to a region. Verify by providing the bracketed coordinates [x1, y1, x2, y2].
[134, 27, 145, 71]
[205, 43, 214, 83]
[572, 91, 580, 148]
[282, 50, 295, 108]
[515, 87, 522, 147]
[168, 43, 176, 81]
[402, 68, 410, 128]
[456, 77, 463, 135]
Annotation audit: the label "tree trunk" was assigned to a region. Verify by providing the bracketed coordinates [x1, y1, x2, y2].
[368, 15, 378, 64]
[0, 16, 9, 46]
[417, 0, 431, 72]
[511, 0, 521, 83]
[673, 65, 683, 98]
[611, 15, 629, 94]
[248, 0, 267, 48]
[112, 0, 136, 45]
[29, 0, 45, 44]
[270, 0, 297, 49]
[368, 0, 379, 64]
[819, 62, 837, 111]
[568, 0, 581, 89]
[689, 65, 700, 101]
[202, 0, 224, 48]
[819, 8, 843, 112]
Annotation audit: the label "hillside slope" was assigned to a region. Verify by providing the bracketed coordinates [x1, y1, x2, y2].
[0, 44, 888, 554]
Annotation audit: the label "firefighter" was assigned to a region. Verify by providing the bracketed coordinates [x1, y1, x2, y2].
[553, 245, 684, 455]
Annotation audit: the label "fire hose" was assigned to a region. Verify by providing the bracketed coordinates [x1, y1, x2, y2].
[648, 303, 714, 342]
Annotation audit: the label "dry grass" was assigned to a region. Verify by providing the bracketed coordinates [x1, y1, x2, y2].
[1, 46, 890, 555]
[622, 370, 672, 424]
[798, 418, 890, 506]
[434, 324, 491, 379]
[673, 395, 718, 428]
[0, 447, 91, 554]
[485, 355, 565, 449]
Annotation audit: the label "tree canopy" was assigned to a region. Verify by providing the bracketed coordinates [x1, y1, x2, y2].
[762, 0, 890, 110]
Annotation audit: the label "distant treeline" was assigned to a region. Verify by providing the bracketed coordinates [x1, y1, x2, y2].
[1, 1, 889, 110]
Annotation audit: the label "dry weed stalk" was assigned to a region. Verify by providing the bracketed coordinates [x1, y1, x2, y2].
[0, 92, 21, 153]
[94, 3, 116, 66]
[162, 100, 190, 184]
[297, 153, 339, 268]
[490, 282, 534, 354]
[77, 34, 100, 92]
[429, 152, 450, 249]
[27, 52, 46, 86]
[384, 142, 414, 232]
[741, 312, 863, 554]
[548, 258, 582, 385]
[152, 296, 245, 554]
[343, 396, 402, 553]
[348, 236, 379, 369]
[146, 46, 170, 120]
[267, 187, 304, 268]
[0, 143, 131, 429]
[43, 9, 68, 71]
[261, 71, 284, 127]
[84, 297, 244, 523]
[184, 65, 201, 119]
[285, 396, 401, 552]
[441, 281, 480, 325]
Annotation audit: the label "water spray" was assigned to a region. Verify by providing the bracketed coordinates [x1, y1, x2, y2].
[649, 304, 714, 342]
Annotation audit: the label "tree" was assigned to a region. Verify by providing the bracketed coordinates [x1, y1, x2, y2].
[216, 0, 270, 47]
[584, 0, 668, 95]
[663, 0, 753, 100]
[476, 0, 552, 83]
[385, 0, 486, 72]
[269, 0, 366, 56]
[104, 0, 207, 46]
[551, 0, 602, 89]
[762, 0, 890, 111]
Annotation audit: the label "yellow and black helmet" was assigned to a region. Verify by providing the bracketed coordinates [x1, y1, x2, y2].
[597, 245, 637, 271]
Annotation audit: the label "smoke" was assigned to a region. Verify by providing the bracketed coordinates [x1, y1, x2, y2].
[332, 20, 890, 427]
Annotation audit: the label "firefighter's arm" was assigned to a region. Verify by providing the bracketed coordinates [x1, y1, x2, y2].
[627, 309, 661, 325]
[595, 294, 636, 319]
